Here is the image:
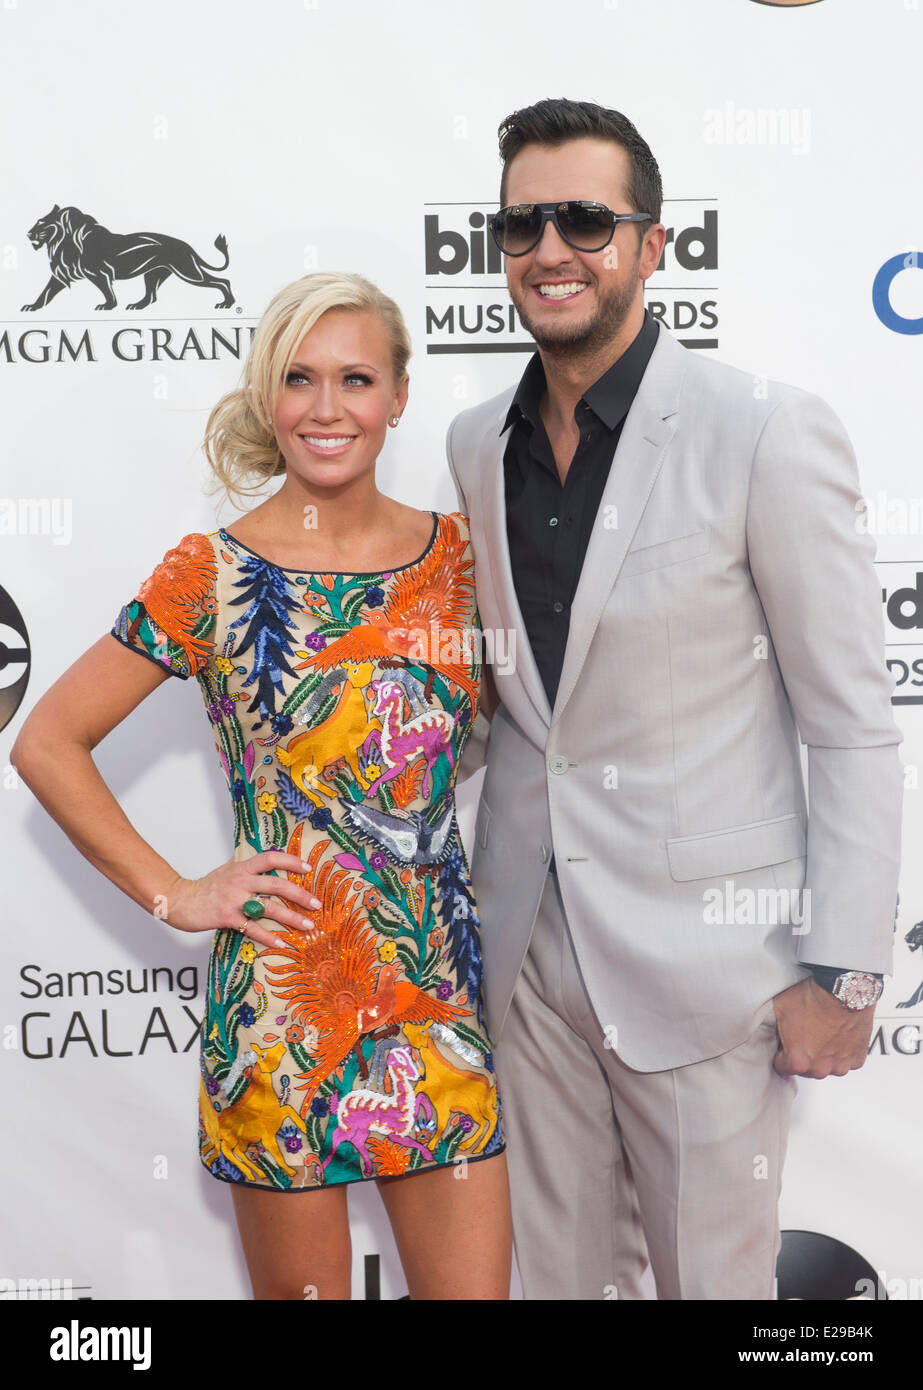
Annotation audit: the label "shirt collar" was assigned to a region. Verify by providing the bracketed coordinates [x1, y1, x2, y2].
[500, 306, 660, 436]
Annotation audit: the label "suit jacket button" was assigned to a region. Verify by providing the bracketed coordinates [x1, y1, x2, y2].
[548, 754, 568, 774]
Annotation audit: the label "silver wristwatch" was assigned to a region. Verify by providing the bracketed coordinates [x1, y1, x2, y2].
[812, 968, 883, 1011]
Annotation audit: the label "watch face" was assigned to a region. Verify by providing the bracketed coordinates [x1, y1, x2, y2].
[835, 973, 882, 1010]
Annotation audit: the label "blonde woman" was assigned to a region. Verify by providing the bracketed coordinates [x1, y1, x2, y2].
[12, 272, 511, 1300]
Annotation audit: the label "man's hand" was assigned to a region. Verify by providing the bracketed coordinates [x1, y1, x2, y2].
[770, 976, 876, 1079]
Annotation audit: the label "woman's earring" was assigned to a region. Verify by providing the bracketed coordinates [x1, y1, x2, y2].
[390, 415, 400, 427]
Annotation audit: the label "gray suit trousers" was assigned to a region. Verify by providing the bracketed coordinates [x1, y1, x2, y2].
[497, 869, 799, 1300]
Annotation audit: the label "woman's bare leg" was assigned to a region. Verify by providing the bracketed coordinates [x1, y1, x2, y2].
[230, 1183, 351, 1300]
[376, 1151, 512, 1300]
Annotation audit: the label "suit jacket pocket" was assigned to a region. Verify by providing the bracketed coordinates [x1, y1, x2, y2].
[665, 812, 805, 882]
[619, 528, 710, 579]
[475, 798, 492, 850]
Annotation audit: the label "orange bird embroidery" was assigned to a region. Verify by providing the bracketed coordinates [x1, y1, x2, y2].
[262, 834, 471, 1114]
[296, 513, 480, 708]
[131, 532, 217, 674]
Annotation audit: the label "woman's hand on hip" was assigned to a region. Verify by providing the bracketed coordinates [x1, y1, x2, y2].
[163, 850, 322, 950]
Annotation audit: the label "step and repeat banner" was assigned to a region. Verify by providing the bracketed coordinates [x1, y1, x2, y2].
[2, 0, 921, 1305]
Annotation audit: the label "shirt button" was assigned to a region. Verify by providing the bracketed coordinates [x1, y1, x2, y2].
[549, 517, 558, 527]
[548, 754, 569, 774]
[552, 601, 564, 613]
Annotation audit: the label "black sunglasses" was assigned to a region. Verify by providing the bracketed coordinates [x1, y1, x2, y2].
[488, 201, 652, 256]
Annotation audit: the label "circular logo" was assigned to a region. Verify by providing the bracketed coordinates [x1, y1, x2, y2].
[777, 1231, 885, 1300]
[873, 253, 923, 335]
[0, 587, 32, 733]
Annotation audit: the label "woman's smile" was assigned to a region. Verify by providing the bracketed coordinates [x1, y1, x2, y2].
[297, 432, 358, 457]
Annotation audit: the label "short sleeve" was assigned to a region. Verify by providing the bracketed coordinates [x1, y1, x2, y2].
[109, 532, 218, 680]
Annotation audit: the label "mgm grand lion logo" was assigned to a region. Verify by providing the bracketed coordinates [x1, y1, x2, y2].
[21, 204, 235, 313]
[900, 919, 923, 1009]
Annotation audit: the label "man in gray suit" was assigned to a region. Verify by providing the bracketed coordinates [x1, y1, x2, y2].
[445, 98, 902, 1300]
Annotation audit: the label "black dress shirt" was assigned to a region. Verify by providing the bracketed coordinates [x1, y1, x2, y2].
[501, 306, 660, 713]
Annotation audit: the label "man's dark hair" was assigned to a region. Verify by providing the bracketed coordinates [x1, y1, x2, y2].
[497, 98, 663, 227]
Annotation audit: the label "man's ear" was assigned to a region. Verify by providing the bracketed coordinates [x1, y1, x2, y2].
[640, 223, 667, 282]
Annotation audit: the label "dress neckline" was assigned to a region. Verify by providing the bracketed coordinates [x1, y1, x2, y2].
[217, 509, 440, 576]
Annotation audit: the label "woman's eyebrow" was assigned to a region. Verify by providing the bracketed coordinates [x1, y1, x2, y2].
[288, 361, 380, 373]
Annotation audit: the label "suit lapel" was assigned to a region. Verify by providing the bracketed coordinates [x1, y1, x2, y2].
[552, 329, 688, 723]
[479, 420, 554, 728]
[474, 325, 690, 735]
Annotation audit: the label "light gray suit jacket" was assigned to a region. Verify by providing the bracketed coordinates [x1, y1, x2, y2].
[446, 324, 903, 1071]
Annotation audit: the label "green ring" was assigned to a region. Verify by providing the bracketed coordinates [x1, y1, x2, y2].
[243, 897, 265, 920]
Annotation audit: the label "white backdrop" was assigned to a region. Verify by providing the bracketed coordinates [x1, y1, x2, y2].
[2, 0, 921, 1302]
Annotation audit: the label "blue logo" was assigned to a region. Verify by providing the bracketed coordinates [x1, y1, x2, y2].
[873, 252, 923, 335]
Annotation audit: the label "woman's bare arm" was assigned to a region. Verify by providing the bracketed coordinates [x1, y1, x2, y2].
[11, 636, 193, 914]
[10, 636, 319, 943]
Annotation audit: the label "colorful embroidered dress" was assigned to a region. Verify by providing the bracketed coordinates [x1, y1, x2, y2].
[109, 510, 504, 1191]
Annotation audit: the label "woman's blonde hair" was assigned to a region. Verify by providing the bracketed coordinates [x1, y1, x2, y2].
[203, 271, 412, 508]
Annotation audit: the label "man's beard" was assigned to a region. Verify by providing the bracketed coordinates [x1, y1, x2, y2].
[513, 264, 641, 359]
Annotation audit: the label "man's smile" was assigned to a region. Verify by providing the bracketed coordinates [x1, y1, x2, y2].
[532, 279, 589, 301]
